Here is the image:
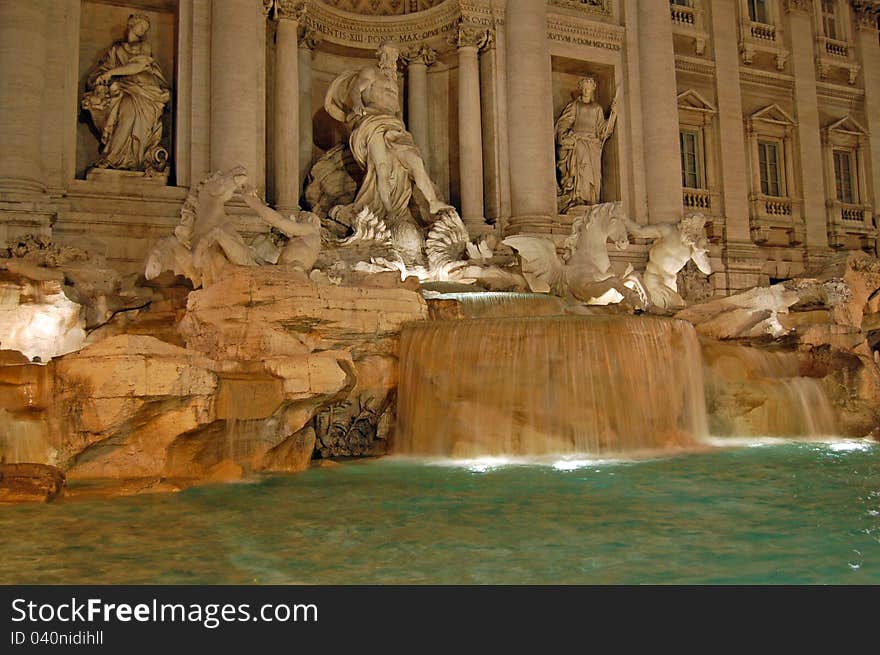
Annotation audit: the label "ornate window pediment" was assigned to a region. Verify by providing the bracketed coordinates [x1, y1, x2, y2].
[745, 104, 803, 245]
[824, 115, 869, 138]
[678, 90, 719, 230]
[677, 89, 717, 114]
[821, 114, 876, 251]
[748, 103, 796, 128]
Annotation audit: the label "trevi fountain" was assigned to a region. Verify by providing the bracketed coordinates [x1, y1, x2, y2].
[1, 0, 879, 584]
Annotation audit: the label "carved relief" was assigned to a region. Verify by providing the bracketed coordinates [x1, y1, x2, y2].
[318, 0, 444, 15]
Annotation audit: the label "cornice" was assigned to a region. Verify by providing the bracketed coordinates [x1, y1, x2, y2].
[739, 67, 796, 90]
[675, 55, 716, 77]
[546, 13, 624, 51]
[301, 0, 461, 48]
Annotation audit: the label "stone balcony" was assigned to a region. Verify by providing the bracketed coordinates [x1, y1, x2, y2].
[682, 187, 722, 241]
[749, 194, 805, 246]
[827, 201, 877, 251]
[670, 1, 708, 55]
[740, 21, 790, 70]
[816, 36, 861, 85]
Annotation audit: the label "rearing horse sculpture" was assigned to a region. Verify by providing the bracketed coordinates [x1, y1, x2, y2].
[504, 201, 648, 309]
[145, 167, 259, 288]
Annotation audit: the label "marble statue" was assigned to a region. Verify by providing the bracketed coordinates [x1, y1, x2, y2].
[81, 14, 171, 174]
[146, 167, 256, 287]
[146, 167, 322, 287]
[240, 183, 321, 271]
[555, 76, 618, 213]
[323, 41, 464, 265]
[503, 202, 647, 309]
[625, 212, 712, 310]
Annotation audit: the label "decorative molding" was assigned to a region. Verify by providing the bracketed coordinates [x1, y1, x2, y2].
[782, 0, 812, 13]
[677, 89, 717, 114]
[315, 0, 444, 14]
[675, 55, 716, 77]
[739, 67, 796, 90]
[546, 14, 625, 51]
[401, 44, 439, 66]
[852, 1, 880, 30]
[276, 0, 308, 20]
[547, 0, 611, 17]
[451, 24, 489, 50]
[816, 80, 866, 103]
[301, 0, 461, 48]
[298, 25, 322, 49]
[480, 28, 496, 52]
[749, 103, 797, 126]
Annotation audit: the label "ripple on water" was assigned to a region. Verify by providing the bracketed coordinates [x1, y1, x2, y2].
[0, 441, 878, 584]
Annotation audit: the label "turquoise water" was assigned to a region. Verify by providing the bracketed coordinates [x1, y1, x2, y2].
[1, 441, 879, 584]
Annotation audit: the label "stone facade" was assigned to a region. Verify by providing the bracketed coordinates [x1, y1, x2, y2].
[1, 0, 879, 294]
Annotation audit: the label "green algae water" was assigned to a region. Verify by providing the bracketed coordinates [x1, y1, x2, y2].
[1, 441, 879, 584]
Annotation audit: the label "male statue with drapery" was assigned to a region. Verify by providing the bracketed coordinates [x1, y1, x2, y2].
[323, 41, 460, 264]
[81, 13, 171, 175]
[555, 76, 619, 213]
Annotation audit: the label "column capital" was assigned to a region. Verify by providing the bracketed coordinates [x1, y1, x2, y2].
[265, 0, 308, 20]
[853, 2, 880, 32]
[298, 25, 321, 50]
[450, 24, 489, 51]
[481, 29, 496, 53]
[782, 0, 812, 15]
[401, 44, 438, 67]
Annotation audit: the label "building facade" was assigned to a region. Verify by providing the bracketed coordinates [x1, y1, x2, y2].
[1, 0, 879, 293]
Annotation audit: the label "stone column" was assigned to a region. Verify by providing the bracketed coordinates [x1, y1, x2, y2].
[711, 0, 762, 293]
[637, 0, 683, 223]
[0, 0, 48, 196]
[403, 45, 437, 158]
[210, 0, 265, 181]
[504, 0, 557, 234]
[854, 8, 880, 231]
[273, 2, 306, 211]
[786, 2, 829, 261]
[456, 26, 488, 229]
[298, 27, 320, 191]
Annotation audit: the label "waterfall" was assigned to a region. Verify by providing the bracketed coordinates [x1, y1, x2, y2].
[396, 315, 708, 456]
[0, 410, 53, 464]
[702, 343, 838, 437]
[429, 292, 567, 318]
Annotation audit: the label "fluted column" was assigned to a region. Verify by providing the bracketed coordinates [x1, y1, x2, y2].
[637, 0, 683, 223]
[211, 0, 265, 180]
[298, 26, 320, 191]
[0, 0, 48, 196]
[456, 26, 488, 228]
[855, 7, 880, 233]
[504, 0, 557, 234]
[403, 45, 437, 158]
[274, 1, 306, 211]
[711, 0, 762, 293]
[786, 1, 829, 259]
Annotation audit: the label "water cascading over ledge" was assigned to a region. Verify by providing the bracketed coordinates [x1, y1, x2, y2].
[702, 343, 839, 437]
[395, 315, 709, 457]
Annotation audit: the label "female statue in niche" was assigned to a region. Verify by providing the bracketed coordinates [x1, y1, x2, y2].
[555, 76, 618, 213]
[81, 13, 171, 174]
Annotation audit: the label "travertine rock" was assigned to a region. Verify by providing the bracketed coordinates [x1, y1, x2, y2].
[685, 252, 880, 437]
[0, 463, 65, 503]
[180, 266, 427, 359]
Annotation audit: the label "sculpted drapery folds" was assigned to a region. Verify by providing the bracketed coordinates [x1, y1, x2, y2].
[555, 76, 618, 213]
[82, 14, 171, 174]
[323, 42, 455, 261]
